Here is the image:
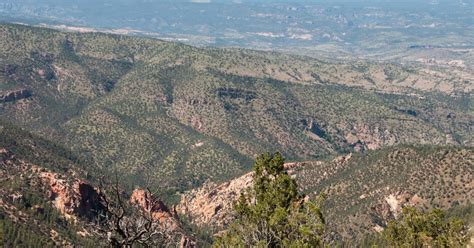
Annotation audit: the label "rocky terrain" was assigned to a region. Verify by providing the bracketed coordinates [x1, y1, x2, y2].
[1, 119, 472, 246]
[0, 126, 98, 246]
[3, 116, 471, 246]
[177, 172, 253, 228]
[0, 120, 195, 247]
[0, 146, 196, 246]
[177, 145, 474, 242]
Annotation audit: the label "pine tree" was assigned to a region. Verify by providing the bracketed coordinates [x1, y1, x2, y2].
[214, 152, 325, 248]
[383, 207, 469, 247]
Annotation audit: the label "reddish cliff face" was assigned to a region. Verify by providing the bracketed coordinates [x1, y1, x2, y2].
[0, 147, 98, 245]
[1, 146, 196, 246]
[39, 171, 105, 220]
[130, 189, 196, 247]
[1, 146, 104, 221]
[130, 189, 178, 229]
[130, 189, 170, 213]
[177, 172, 253, 228]
[176, 161, 310, 228]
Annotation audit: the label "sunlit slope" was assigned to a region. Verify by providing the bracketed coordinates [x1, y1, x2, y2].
[1, 23, 472, 191]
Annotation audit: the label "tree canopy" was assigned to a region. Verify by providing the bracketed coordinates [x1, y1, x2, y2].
[214, 152, 325, 247]
[383, 207, 469, 247]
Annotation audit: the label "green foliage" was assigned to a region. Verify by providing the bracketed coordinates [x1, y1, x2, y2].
[0, 182, 98, 247]
[383, 207, 469, 247]
[0, 119, 94, 176]
[0, 215, 55, 248]
[214, 153, 325, 247]
[293, 145, 473, 241]
[1, 23, 472, 194]
[178, 215, 215, 247]
[0, 24, 473, 245]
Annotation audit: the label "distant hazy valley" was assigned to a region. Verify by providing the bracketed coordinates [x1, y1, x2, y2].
[1, 1, 472, 56]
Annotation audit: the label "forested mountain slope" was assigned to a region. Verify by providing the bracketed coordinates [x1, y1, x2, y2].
[178, 145, 474, 243]
[1, 23, 472, 192]
[0, 119, 97, 246]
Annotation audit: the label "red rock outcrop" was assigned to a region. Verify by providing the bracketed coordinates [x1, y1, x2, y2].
[1, 147, 195, 246]
[130, 189, 177, 228]
[177, 157, 353, 229]
[130, 189, 196, 247]
[39, 172, 104, 220]
[176, 160, 313, 228]
[177, 172, 253, 228]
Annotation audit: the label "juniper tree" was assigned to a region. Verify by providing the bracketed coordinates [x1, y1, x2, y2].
[383, 207, 469, 247]
[214, 152, 325, 248]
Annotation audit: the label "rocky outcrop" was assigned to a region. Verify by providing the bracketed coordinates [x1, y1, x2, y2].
[1, 146, 195, 246]
[177, 172, 253, 228]
[176, 160, 317, 228]
[345, 124, 396, 151]
[39, 171, 105, 220]
[130, 189, 196, 247]
[176, 154, 358, 231]
[130, 189, 177, 228]
[0, 89, 32, 103]
[384, 192, 426, 218]
[1, 147, 103, 221]
[299, 118, 327, 140]
[370, 192, 427, 230]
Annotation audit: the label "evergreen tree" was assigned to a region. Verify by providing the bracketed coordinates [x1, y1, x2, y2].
[383, 207, 469, 247]
[214, 152, 325, 247]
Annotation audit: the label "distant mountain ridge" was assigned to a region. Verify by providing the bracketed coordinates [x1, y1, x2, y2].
[1, 0, 471, 54]
[0, 23, 472, 194]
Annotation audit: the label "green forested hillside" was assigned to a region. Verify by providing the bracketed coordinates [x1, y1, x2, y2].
[1, 23, 472, 193]
[0, 120, 472, 246]
[176, 145, 473, 244]
[0, 119, 91, 174]
[0, 120, 99, 247]
[293, 145, 474, 241]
